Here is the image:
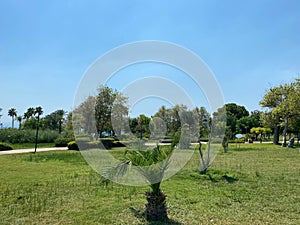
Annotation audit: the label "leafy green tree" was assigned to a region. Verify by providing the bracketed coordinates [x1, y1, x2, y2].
[8, 108, 17, 128]
[42, 109, 66, 133]
[250, 110, 263, 127]
[171, 104, 187, 134]
[65, 112, 73, 131]
[111, 94, 129, 136]
[137, 114, 151, 138]
[236, 116, 256, 134]
[95, 86, 117, 137]
[260, 79, 300, 146]
[218, 103, 249, 139]
[193, 106, 211, 139]
[74, 96, 96, 134]
[250, 127, 272, 140]
[153, 106, 172, 134]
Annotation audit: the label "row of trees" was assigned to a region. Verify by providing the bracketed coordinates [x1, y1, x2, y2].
[260, 78, 300, 146]
[2, 78, 300, 146]
[3, 107, 67, 133]
[73, 86, 213, 141]
[74, 80, 300, 146]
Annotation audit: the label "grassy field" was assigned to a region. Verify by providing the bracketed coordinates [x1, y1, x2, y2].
[10, 142, 56, 149]
[1, 143, 300, 224]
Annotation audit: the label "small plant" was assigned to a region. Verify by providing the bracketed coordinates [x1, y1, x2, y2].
[67, 141, 79, 151]
[103, 145, 173, 222]
[0, 142, 13, 151]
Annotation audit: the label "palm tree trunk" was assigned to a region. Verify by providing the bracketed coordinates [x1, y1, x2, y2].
[145, 190, 168, 221]
[34, 117, 40, 153]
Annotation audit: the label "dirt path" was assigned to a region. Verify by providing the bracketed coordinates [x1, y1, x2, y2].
[0, 147, 68, 155]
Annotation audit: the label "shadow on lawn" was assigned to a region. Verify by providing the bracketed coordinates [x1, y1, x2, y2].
[205, 170, 239, 184]
[130, 207, 182, 225]
[21, 151, 86, 164]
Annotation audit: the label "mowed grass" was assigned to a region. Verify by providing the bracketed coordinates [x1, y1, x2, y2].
[10, 142, 56, 150]
[1, 144, 300, 224]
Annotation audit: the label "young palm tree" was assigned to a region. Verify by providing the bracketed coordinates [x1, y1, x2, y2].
[104, 144, 173, 221]
[8, 108, 17, 128]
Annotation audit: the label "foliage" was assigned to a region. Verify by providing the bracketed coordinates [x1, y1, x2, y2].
[67, 141, 79, 150]
[7, 108, 17, 128]
[41, 109, 66, 133]
[95, 86, 120, 137]
[54, 132, 75, 147]
[0, 142, 13, 151]
[250, 127, 272, 140]
[224, 103, 249, 138]
[103, 145, 174, 221]
[0, 128, 59, 143]
[73, 96, 96, 134]
[260, 79, 300, 145]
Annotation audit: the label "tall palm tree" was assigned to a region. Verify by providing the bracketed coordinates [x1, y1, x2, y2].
[23, 107, 35, 120]
[34, 106, 43, 153]
[104, 145, 174, 221]
[8, 108, 17, 128]
[17, 116, 22, 129]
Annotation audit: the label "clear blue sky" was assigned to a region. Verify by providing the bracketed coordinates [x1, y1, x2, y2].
[1, 0, 299, 126]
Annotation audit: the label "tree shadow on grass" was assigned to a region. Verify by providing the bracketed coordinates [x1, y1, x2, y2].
[221, 175, 239, 183]
[21, 152, 85, 164]
[130, 207, 182, 225]
[203, 170, 239, 184]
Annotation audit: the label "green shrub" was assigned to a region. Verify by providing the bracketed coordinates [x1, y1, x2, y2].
[76, 138, 114, 150]
[228, 137, 245, 143]
[0, 128, 60, 143]
[0, 142, 13, 151]
[54, 131, 75, 147]
[67, 141, 79, 150]
[54, 137, 74, 147]
[38, 130, 60, 143]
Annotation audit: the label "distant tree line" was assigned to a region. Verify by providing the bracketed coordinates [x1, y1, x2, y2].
[1, 78, 300, 146]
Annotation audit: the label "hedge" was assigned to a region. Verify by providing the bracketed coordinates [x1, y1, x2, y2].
[0, 142, 13, 151]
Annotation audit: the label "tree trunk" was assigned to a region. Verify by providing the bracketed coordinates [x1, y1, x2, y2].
[273, 126, 280, 145]
[34, 117, 40, 153]
[145, 191, 168, 222]
[281, 117, 288, 147]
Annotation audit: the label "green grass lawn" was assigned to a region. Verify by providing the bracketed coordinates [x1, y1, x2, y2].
[11, 142, 56, 149]
[1, 144, 300, 224]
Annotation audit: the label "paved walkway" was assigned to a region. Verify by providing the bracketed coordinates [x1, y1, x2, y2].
[0, 147, 68, 155]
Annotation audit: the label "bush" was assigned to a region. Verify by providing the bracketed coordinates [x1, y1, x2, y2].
[67, 141, 79, 150]
[0, 128, 60, 144]
[76, 138, 114, 150]
[228, 137, 245, 143]
[0, 142, 13, 151]
[54, 137, 74, 147]
[54, 131, 75, 147]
